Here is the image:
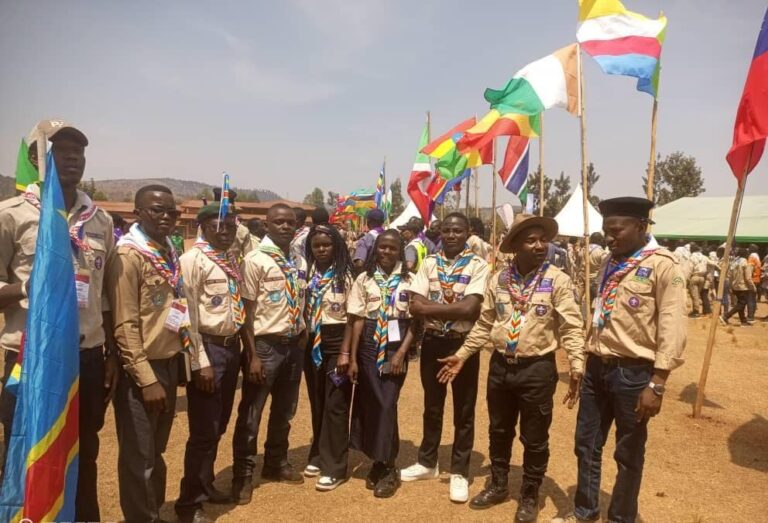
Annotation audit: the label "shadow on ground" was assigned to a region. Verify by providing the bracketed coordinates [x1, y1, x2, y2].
[728, 414, 768, 473]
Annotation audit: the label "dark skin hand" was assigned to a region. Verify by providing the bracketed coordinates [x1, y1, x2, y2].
[141, 382, 168, 413]
[562, 373, 582, 409]
[636, 369, 669, 422]
[347, 317, 363, 384]
[242, 299, 266, 385]
[386, 328, 413, 376]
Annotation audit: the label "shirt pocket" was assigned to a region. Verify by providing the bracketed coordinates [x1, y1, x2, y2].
[263, 279, 286, 304]
[143, 275, 169, 310]
[394, 288, 410, 318]
[324, 291, 347, 320]
[616, 281, 655, 346]
[83, 236, 108, 272]
[528, 295, 553, 323]
[494, 290, 513, 322]
[365, 295, 382, 319]
[203, 280, 230, 311]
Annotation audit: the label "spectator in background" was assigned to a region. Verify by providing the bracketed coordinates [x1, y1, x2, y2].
[311, 207, 330, 225]
[747, 244, 761, 320]
[170, 228, 185, 255]
[722, 247, 755, 326]
[426, 218, 442, 251]
[399, 221, 428, 273]
[110, 211, 127, 242]
[689, 244, 711, 317]
[246, 218, 266, 240]
[352, 209, 386, 273]
[588, 232, 608, 302]
[467, 217, 489, 261]
[290, 207, 310, 264]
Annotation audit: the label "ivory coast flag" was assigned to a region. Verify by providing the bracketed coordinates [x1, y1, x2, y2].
[484, 44, 580, 116]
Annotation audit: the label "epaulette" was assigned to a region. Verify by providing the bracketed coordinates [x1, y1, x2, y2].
[652, 248, 678, 263]
[0, 195, 26, 212]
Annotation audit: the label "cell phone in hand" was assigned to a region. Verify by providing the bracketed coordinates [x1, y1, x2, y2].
[328, 368, 349, 386]
[380, 362, 392, 375]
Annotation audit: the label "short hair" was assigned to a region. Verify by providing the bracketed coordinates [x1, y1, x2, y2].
[109, 211, 126, 228]
[135, 184, 172, 207]
[246, 217, 263, 234]
[589, 232, 604, 246]
[267, 203, 294, 219]
[293, 207, 308, 225]
[442, 212, 470, 229]
[469, 217, 485, 237]
[311, 207, 330, 225]
[690, 243, 701, 253]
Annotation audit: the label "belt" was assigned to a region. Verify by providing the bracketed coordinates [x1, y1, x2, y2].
[589, 354, 652, 368]
[258, 334, 299, 345]
[498, 351, 554, 366]
[202, 333, 240, 347]
[424, 329, 466, 340]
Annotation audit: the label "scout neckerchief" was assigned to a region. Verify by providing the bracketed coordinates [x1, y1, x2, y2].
[372, 266, 402, 371]
[259, 237, 300, 335]
[435, 247, 474, 332]
[118, 223, 191, 350]
[505, 260, 550, 355]
[596, 246, 657, 329]
[308, 266, 335, 367]
[193, 237, 245, 328]
[23, 187, 98, 255]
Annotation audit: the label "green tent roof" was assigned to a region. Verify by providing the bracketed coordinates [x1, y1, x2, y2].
[652, 195, 768, 242]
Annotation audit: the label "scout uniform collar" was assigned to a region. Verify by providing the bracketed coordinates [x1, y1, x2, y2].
[22, 187, 98, 254]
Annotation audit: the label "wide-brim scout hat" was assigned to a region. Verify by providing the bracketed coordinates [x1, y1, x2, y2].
[27, 119, 88, 147]
[499, 214, 558, 253]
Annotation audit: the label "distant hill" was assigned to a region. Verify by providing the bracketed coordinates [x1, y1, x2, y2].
[89, 177, 282, 203]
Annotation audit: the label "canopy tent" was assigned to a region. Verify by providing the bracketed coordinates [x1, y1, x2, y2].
[652, 195, 768, 242]
[554, 183, 603, 237]
[390, 201, 437, 228]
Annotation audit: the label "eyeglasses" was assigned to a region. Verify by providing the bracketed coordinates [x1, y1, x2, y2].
[139, 206, 180, 219]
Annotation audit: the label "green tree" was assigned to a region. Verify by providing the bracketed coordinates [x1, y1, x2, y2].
[326, 191, 340, 209]
[586, 162, 601, 207]
[642, 151, 705, 205]
[303, 187, 325, 208]
[547, 171, 572, 217]
[527, 167, 552, 216]
[390, 178, 405, 217]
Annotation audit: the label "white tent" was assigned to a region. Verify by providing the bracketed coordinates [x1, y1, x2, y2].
[554, 183, 603, 237]
[390, 201, 436, 228]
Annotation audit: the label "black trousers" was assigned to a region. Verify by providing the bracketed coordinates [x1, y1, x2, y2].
[1, 347, 107, 522]
[232, 336, 303, 479]
[725, 290, 749, 323]
[305, 326, 352, 478]
[417, 334, 479, 477]
[486, 351, 558, 488]
[176, 339, 241, 515]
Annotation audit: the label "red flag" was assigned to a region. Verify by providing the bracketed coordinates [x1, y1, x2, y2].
[726, 8, 768, 181]
[408, 122, 434, 225]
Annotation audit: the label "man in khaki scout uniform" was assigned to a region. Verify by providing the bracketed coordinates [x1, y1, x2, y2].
[438, 214, 585, 523]
[107, 184, 186, 522]
[722, 246, 755, 326]
[212, 187, 256, 263]
[0, 120, 118, 521]
[231, 203, 308, 504]
[175, 203, 246, 523]
[400, 212, 490, 504]
[553, 197, 686, 523]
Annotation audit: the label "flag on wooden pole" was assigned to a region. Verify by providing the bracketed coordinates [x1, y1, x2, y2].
[407, 121, 434, 225]
[499, 137, 530, 205]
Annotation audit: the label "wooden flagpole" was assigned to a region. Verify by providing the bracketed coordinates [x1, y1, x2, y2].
[474, 166, 480, 218]
[539, 114, 545, 216]
[693, 169, 749, 418]
[578, 45, 591, 309]
[646, 99, 660, 224]
[491, 139, 498, 267]
[36, 127, 47, 183]
[465, 169, 472, 215]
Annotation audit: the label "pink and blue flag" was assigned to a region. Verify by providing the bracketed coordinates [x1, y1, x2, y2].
[0, 152, 81, 522]
[577, 0, 667, 97]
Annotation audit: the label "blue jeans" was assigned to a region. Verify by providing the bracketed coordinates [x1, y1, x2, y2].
[747, 289, 757, 320]
[574, 355, 653, 523]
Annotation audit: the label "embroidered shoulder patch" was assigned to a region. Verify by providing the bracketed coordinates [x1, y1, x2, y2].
[537, 278, 553, 292]
[458, 275, 471, 285]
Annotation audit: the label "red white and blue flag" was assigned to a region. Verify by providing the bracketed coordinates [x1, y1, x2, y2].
[499, 136, 530, 204]
[726, 8, 768, 181]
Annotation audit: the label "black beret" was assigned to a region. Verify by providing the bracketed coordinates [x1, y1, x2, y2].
[598, 197, 654, 219]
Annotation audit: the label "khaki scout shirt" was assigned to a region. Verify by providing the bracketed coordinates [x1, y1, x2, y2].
[306, 268, 353, 326]
[467, 235, 489, 261]
[241, 236, 308, 337]
[230, 222, 257, 262]
[106, 246, 184, 387]
[729, 257, 754, 292]
[455, 264, 585, 374]
[180, 246, 244, 370]
[0, 190, 114, 354]
[589, 244, 607, 282]
[348, 263, 413, 320]
[409, 253, 490, 333]
[589, 248, 686, 371]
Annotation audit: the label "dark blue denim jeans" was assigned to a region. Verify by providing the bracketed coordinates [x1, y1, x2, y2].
[574, 355, 653, 523]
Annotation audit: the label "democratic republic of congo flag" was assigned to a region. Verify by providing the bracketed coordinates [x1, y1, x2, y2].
[0, 151, 80, 522]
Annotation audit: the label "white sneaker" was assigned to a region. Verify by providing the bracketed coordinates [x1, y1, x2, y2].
[315, 475, 345, 491]
[400, 462, 439, 482]
[304, 464, 320, 477]
[449, 474, 469, 503]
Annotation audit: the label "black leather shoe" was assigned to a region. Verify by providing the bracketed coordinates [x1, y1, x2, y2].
[373, 467, 401, 498]
[178, 508, 214, 523]
[262, 463, 305, 484]
[231, 477, 253, 505]
[515, 483, 539, 522]
[469, 484, 509, 510]
[366, 462, 386, 490]
[207, 486, 231, 504]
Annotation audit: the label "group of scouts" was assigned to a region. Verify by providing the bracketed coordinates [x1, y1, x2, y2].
[0, 121, 687, 523]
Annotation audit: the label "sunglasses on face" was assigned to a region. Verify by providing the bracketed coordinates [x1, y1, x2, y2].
[139, 206, 180, 219]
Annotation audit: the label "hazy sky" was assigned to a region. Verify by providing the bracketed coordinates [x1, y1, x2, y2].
[1, 0, 767, 207]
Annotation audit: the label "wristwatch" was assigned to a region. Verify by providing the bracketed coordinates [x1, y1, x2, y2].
[647, 382, 665, 396]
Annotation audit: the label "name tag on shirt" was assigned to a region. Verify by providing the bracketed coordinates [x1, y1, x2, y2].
[75, 270, 90, 309]
[388, 319, 401, 342]
[165, 299, 190, 333]
[537, 278, 553, 293]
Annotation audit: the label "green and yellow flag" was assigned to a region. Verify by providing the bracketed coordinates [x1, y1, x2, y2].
[15, 139, 39, 191]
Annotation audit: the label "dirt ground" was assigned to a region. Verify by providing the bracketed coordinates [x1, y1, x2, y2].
[3, 306, 768, 522]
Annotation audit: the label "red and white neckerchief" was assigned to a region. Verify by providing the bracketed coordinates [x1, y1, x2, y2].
[23, 188, 98, 254]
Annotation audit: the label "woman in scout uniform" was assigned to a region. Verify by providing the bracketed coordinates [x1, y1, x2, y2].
[175, 203, 245, 522]
[106, 184, 188, 522]
[301, 224, 355, 491]
[437, 214, 585, 523]
[348, 229, 415, 499]
[400, 212, 490, 504]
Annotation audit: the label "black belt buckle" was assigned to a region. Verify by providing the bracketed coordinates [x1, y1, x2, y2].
[222, 334, 239, 346]
[504, 353, 519, 365]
